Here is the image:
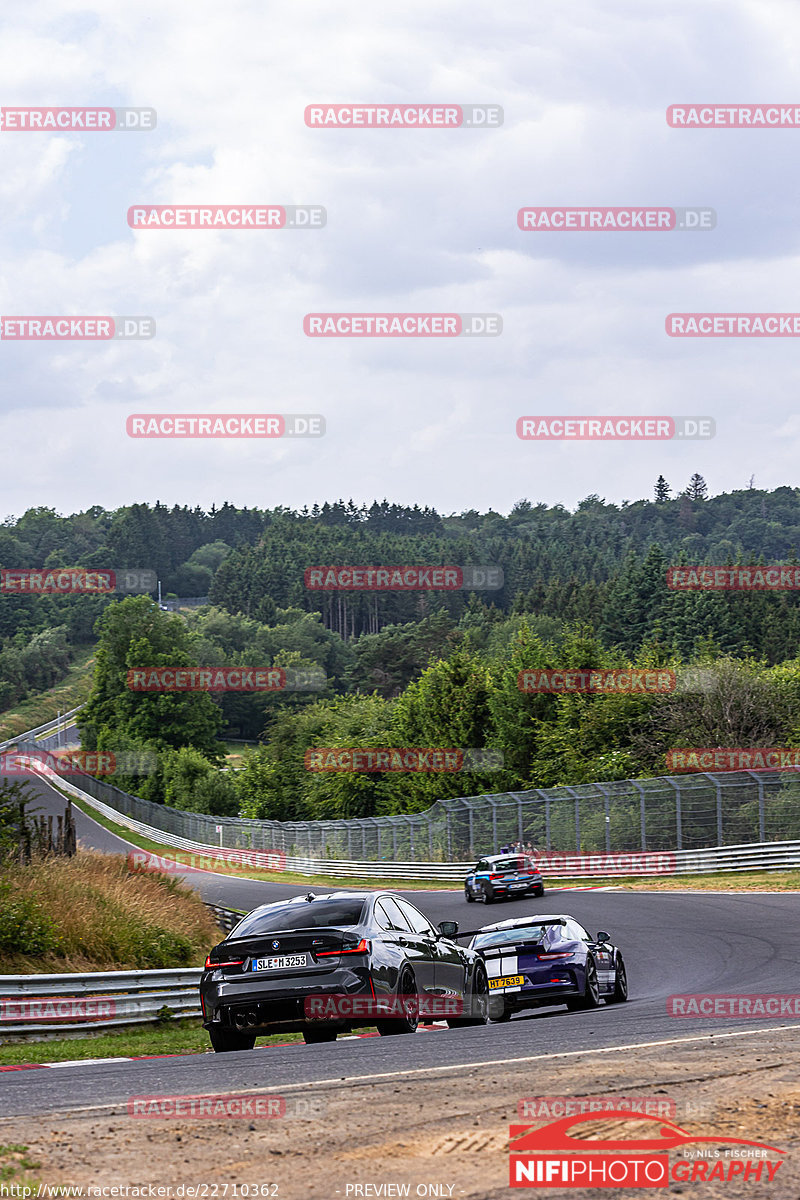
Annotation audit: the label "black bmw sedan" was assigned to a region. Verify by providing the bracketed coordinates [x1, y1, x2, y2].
[200, 890, 489, 1051]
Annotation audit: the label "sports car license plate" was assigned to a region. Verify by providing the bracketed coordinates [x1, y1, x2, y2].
[252, 954, 308, 971]
[511, 881, 529, 888]
[488, 974, 524, 989]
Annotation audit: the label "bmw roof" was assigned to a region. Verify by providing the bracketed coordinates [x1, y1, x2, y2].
[481, 853, 537, 862]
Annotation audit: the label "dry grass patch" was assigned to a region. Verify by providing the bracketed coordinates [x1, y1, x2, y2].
[0, 850, 219, 972]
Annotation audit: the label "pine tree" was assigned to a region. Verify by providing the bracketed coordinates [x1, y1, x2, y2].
[654, 476, 671, 503]
[686, 474, 708, 501]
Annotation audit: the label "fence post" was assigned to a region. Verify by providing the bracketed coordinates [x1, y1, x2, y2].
[446, 810, 452, 861]
[564, 788, 581, 853]
[758, 777, 765, 842]
[666, 777, 682, 850]
[712, 775, 723, 846]
[545, 795, 551, 850]
[633, 781, 646, 850]
[517, 794, 524, 845]
[468, 804, 474, 859]
[491, 800, 497, 854]
[409, 819, 415, 862]
[598, 785, 611, 853]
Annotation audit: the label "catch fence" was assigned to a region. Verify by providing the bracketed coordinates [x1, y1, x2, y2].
[34, 753, 800, 863]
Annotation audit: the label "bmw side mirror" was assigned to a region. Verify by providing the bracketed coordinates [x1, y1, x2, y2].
[597, 931, 610, 943]
[438, 920, 459, 938]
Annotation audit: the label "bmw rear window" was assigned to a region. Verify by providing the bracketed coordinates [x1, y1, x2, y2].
[472, 923, 561, 950]
[229, 898, 366, 938]
[493, 857, 528, 873]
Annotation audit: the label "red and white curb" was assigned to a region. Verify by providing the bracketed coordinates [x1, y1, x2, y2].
[0, 1024, 449, 1072]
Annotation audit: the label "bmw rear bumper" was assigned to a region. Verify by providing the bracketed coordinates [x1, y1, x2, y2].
[201, 965, 373, 1034]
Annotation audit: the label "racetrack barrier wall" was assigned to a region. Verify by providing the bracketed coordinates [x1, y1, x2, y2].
[8, 704, 800, 869]
[20, 758, 800, 879]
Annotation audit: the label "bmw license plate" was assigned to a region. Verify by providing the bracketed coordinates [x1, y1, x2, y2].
[489, 975, 524, 990]
[511, 881, 528, 889]
[252, 954, 308, 971]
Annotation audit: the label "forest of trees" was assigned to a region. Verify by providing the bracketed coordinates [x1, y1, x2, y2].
[8, 482, 800, 823]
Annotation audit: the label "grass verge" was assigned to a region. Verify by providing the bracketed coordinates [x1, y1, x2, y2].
[609, 869, 800, 891]
[0, 649, 95, 742]
[0, 1020, 380, 1067]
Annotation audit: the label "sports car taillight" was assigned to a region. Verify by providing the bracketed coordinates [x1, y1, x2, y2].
[204, 956, 245, 970]
[537, 952, 575, 961]
[316, 938, 371, 957]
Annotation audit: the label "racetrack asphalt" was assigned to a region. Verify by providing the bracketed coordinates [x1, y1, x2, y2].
[4, 766, 800, 1118]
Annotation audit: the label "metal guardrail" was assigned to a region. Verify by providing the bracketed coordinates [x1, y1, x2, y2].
[0, 968, 203, 1037]
[205, 904, 246, 934]
[22, 758, 800, 879]
[0, 706, 83, 754]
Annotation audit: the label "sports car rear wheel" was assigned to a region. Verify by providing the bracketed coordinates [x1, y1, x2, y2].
[302, 1027, 339, 1043]
[606, 954, 628, 1004]
[465, 886, 475, 902]
[488, 996, 512, 1022]
[566, 958, 601, 1011]
[377, 969, 419, 1035]
[482, 884, 495, 904]
[447, 964, 489, 1027]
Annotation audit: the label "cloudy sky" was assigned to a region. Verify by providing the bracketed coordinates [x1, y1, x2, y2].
[1, 0, 798, 520]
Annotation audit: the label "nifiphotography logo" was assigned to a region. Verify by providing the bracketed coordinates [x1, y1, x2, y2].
[509, 1109, 784, 1188]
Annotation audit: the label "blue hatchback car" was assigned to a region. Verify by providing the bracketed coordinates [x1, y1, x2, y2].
[464, 853, 544, 904]
[468, 913, 628, 1021]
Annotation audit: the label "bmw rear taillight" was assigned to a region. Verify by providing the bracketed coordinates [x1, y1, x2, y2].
[316, 938, 371, 957]
[537, 952, 575, 960]
[204, 956, 245, 970]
